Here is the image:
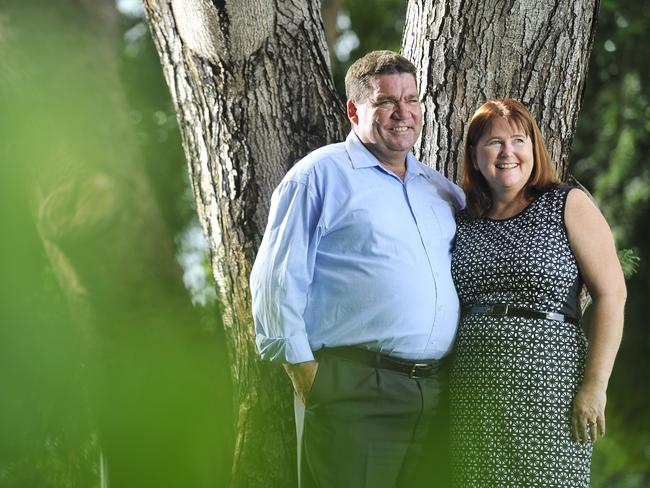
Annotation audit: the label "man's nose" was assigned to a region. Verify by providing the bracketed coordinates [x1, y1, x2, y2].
[392, 101, 409, 118]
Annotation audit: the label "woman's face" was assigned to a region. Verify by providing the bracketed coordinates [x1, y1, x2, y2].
[474, 117, 534, 198]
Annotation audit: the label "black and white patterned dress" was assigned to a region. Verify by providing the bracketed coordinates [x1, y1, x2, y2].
[449, 186, 592, 487]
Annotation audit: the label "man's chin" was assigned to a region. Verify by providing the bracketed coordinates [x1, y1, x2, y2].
[386, 141, 415, 153]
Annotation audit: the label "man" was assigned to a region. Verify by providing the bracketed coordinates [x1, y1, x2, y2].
[250, 50, 464, 487]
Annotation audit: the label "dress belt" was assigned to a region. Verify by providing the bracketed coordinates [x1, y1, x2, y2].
[462, 303, 580, 326]
[314, 346, 439, 379]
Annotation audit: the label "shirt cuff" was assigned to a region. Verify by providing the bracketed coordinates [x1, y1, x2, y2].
[256, 332, 314, 363]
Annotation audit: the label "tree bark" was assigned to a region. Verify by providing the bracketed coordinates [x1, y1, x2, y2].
[402, 0, 600, 182]
[143, 1, 347, 486]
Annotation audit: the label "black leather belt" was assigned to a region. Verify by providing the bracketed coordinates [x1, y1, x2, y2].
[462, 304, 579, 325]
[315, 347, 439, 379]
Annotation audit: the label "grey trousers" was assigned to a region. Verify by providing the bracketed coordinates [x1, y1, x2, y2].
[294, 350, 442, 488]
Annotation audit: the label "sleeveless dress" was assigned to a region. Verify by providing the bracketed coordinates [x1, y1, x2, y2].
[449, 186, 592, 487]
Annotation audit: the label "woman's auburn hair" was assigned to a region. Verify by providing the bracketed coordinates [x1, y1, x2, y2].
[461, 98, 560, 218]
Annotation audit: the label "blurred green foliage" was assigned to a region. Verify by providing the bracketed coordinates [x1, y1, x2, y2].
[1, 2, 231, 487]
[617, 249, 641, 279]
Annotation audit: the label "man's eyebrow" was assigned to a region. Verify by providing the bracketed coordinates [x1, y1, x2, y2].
[373, 94, 420, 103]
[374, 95, 397, 102]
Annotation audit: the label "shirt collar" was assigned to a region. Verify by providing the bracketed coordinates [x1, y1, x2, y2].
[346, 131, 380, 169]
[345, 131, 424, 178]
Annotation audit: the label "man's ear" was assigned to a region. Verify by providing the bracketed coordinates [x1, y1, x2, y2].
[347, 99, 359, 125]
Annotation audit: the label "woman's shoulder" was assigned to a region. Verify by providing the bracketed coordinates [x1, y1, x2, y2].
[454, 208, 470, 226]
[549, 183, 595, 211]
[564, 185, 600, 217]
[534, 183, 580, 210]
[534, 184, 601, 232]
[455, 208, 487, 231]
[542, 182, 576, 198]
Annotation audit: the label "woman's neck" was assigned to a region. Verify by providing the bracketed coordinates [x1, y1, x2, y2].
[488, 191, 532, 220]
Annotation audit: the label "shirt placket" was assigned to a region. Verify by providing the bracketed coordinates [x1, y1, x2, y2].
[402, 177, 442, 354]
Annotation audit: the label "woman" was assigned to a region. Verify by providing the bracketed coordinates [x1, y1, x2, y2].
[449, 98, 626, 487]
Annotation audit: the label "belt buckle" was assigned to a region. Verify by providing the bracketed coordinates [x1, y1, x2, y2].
[546, 312, 562, 321]
[409, 363, 430, 379]
[490, 303, 510, 317]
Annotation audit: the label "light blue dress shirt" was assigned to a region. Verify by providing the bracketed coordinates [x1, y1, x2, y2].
[250, 132, 465, 364]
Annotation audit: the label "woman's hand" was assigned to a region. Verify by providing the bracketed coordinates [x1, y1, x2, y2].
[571, 382, 606, 444]
[565, 188, 626, 445]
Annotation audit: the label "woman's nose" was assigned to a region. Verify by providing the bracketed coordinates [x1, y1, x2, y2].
[499, 141, 514, 155]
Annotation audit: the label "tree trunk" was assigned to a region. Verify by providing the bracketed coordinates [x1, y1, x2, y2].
[402, 0, 600, 181]
[143, 1, 347, 485]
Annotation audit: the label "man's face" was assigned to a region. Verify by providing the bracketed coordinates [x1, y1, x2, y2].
[347, 73, 423, 167]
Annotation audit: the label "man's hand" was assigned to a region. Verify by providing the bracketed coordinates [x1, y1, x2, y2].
[283, 360, 319, 405]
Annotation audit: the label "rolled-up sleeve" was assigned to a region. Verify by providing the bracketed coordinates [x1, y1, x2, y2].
[250, 177, 321, 364]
